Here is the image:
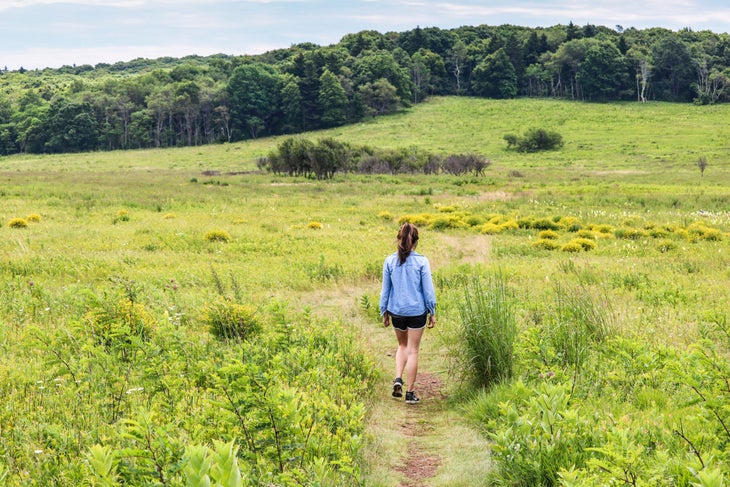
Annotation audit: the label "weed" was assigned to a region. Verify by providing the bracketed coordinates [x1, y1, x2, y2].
[457, 273, 517, 388]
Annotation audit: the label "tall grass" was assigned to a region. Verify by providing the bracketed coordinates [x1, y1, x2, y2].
[457, 273, 517, 388]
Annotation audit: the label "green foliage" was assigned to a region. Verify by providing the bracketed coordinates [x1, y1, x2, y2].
[204, 300, 261, 341]
[504, 127, 564, 152]
[305, 255, 345, 282]
[85, 444, 119, 486]
[456, 274, 517, 388]
[205, 229, 232, 242]
[488, 381, 596, 486]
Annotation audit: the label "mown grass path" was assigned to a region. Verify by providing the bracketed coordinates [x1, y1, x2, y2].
[312, 233, 494, 486]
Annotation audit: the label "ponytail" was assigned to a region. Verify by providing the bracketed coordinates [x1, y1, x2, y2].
[396, 222, 419, 264]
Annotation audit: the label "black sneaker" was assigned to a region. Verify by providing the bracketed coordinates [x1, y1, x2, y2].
[405, 391, 420, 404]
[392, 378, 403, 398]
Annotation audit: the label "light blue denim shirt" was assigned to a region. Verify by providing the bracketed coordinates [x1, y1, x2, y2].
[379, 251, 436, 317]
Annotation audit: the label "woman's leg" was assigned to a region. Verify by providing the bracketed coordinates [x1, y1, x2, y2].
[405, 327, 425, 392]
[394, 328, 408, 380]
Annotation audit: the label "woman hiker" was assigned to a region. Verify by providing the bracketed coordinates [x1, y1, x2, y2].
[380, 222, 436, 404]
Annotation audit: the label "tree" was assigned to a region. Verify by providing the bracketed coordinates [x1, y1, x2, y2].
[471, 48, 517, 98]
[652, 36, 694, 101]
[43, 99, 99, 153]
[626, 44, 652, 102]
[577, 40, 626, 101]
[279, 74, 304, 133]
[358, 78, 399, 116]
[318, 68, 348, 128]
[352, 50, 413, 105]
[448, 38, 468, 94]
[227, 63, 281, 139]
[697, 155, 708, 176]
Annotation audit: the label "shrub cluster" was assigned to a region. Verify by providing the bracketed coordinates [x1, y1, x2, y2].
[260, 137, 491, 179]
[504, 127, 564, 152]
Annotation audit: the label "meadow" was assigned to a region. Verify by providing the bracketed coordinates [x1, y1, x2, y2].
[1, 97, 729, 486]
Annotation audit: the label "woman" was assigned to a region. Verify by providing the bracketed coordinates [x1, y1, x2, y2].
[380, 222, 436, 404]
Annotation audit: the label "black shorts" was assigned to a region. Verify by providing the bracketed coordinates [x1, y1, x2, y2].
[390, 312, 427, 331]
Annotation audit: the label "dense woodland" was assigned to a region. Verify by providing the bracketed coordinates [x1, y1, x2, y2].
[1, 22, 729, 155]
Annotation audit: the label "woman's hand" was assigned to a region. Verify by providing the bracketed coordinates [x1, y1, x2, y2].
[427, 314, 435, 329]
[383, 312, 390, 327]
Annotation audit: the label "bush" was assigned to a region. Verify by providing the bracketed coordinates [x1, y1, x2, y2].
[457, 274, 517, 388]
[205, 229, 232, 242]
[479, 222, 502, 235]
[7, 218, 28, 228]
[397, 213, 432, 227]
[307, 221, 323, 230]
[26, 213, 42, 223]
[504, 127, 564, 152]
[532, 238, 560, 250]
[83, 297, 155, 354]
[570, 238, 597, 251]
[204, 300, 261, 341]
[538, 230, 560, 240]
[560, 241, 583, 252]
[532, 217, 561, 230]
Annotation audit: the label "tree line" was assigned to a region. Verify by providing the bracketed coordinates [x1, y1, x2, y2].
[260, 136, 492, 179]
[0, 22, 728, 155]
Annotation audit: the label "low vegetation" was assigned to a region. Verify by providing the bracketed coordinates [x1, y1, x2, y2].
[0, 97, 729, 485]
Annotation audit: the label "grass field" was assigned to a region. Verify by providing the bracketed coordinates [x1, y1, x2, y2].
[1, 97, 729, 485]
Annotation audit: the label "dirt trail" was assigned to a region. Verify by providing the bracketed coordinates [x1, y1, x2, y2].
[393, 373, 446, 487]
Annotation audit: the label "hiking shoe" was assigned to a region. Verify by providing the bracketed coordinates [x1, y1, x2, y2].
[405, 391, 420, 404]
[392, 378, 403, 398]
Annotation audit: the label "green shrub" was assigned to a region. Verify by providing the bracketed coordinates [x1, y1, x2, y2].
[558, 216, 582, 231]
[457, 274, 517, 388]
[615, 227, 649, 240]
[589, 223, 614, 235]
[504, 127, 564, 152]
[561, 241, 583, 252]
[204, 300, 261, 341]
[532, 217, 560, 230]
[488, 382, 595, 486]
[397, 213, 431, 227]
[499, 220, 519, 231]
[429, 215, 466, 230]
[657, 239, 677, 252]
[113, 209, 130, 223]
[571, 238, 597, 251]
[479, 222, 502, 235]
[205, 229, 232, 242]
[307, 221, 323, 230]
[538, 229, 560, 240]
[464, 214, 487, 227]
[532, 238, 560, 250]
[83, 297, 155, 353]
[576, 229, 595, 239]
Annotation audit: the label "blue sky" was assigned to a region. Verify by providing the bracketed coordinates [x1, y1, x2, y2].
[1, 0, 729, 71]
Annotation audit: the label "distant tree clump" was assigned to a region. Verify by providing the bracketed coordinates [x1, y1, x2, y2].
[261, 137, 491, 179]
[504, 128, 564, 152]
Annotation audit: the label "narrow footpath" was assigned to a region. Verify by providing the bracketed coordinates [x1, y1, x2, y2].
[309, 233, 495, 486]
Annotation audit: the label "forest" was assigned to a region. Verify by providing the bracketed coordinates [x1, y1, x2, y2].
[0, 22, 728, 155]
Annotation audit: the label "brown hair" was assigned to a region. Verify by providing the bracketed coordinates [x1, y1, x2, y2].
[396, 222, 419, 264]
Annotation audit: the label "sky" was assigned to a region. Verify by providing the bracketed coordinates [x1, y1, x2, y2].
[1, 0, 729, 71]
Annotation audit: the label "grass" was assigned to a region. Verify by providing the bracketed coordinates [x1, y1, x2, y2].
[0, 96, 729, 485]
